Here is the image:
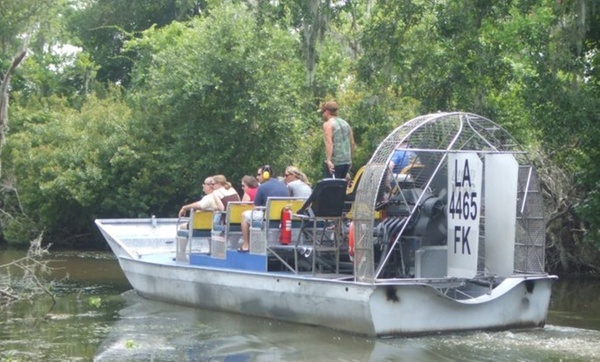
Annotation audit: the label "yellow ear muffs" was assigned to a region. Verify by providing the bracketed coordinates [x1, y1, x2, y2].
[262, 165, 271, 180]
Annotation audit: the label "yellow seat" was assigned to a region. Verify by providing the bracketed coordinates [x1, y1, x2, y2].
[176, 210, 214, 261]
[227, 201, 255, 224]
[265, 198, 306, 227]
[176, 210, 213, 238]
[249, 197, 307, 255]
[345, 165, 364, 197]
[345, 204, 382, 220]
[344, 165, 365, 215]
[191, 210, 213, 232]
[190, 210, 213, 239]
[224, 202, 254, 247]
[344, 168, 380, 219]
[249, 197, 306, 272]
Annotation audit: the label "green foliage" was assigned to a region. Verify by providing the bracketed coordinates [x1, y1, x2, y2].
[0, 0, 64, 55]
[1, 0, 600, 270]
[66, 0, 202, 86]
[2, 215, 40, 247]
[14, 47, 101, 107]
[88, 296, 101, 308]
[125, 2, 308, 201]
[355, 0, 600, 262]
[0, 0, 99, 107]
[2, 90, 134, 246]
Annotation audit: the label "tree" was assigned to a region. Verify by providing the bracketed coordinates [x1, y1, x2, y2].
[0, 50, 27, 177]
[66, 0, 202, 87]
[122, 2, 308, 212]
[0, 0, 599, 277]
[3, 90, 134, 247]
[355, 0, 600, 272]
[1, 0, 73, 175]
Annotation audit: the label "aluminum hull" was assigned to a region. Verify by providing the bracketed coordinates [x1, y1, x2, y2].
[97, 218, 555, 336]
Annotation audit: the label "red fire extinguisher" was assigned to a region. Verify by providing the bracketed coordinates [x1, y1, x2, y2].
[348, 221, 355, 259]
[280, 206, 292, 245]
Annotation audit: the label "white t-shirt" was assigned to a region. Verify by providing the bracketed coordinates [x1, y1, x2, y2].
[287, 180, 312, 198]
[196, 193, 217, 210]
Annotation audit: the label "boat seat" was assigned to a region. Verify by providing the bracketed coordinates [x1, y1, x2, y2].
[223, 201, 254, 248]
[265, 198, 305, 231]
[294, 178, 347, 274]
[250, 198, 306, 232]
[249, 197, 306, 254]
[177, 210, 213, 238]
[344, 165, 364, 213]
[175, 210, 214, 260]
[345, 202, 381, 220]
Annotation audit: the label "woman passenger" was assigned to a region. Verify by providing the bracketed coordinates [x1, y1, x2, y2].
[284, 166, 312, 198]
[241, 175, 259, 202]
[212, 174, 241, 211]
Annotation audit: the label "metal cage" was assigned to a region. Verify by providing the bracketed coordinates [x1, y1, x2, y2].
[353, 112, 546, 282]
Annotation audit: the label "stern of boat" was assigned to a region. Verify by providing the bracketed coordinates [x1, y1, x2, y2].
[368, 275, 556, 336]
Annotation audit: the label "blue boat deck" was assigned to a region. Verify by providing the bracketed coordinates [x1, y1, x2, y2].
[135, 249, 266, 271]
[189, 251, 267, 271]
[132, 249, 354, 281]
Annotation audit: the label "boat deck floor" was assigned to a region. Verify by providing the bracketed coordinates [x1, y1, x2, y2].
[129, 251, 354, 280]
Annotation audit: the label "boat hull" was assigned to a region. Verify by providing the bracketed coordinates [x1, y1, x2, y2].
[116, 255, 553, 336]
[97, 218, 555, 336]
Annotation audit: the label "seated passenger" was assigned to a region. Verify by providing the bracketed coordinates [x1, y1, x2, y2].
[284, 166, 312, 198]
[177, 177, 216, 258]
[178, 176, 218, 233]
[241, 175, 259, 202]
[212, 174, 241, 211]
[389, 140, 419, 175]
[178, 176, 217, 219]
[239, 165, 289, 252]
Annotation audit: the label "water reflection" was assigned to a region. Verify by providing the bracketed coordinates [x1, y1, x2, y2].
[95, 291, 378, 361]
[0, 249, 130, 361]
[93, 290, 600, 362]
[548, 277, 600, 332]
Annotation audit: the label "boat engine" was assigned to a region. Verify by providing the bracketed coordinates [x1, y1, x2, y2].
[374, 184, 447, 278]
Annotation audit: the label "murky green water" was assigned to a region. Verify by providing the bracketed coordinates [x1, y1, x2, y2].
[1, 249, 599, 361]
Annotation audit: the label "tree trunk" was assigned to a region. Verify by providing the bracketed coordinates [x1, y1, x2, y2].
[304, 0, 328, 88]
[0, 50, 27, 178]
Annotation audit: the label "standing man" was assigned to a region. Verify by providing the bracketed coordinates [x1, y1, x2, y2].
[320, 100, 355, 179]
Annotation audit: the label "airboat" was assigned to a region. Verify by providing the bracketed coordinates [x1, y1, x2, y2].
[96, 112, 556, 336]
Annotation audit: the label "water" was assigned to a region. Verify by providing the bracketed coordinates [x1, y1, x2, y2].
[1, 250, 600, 361]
